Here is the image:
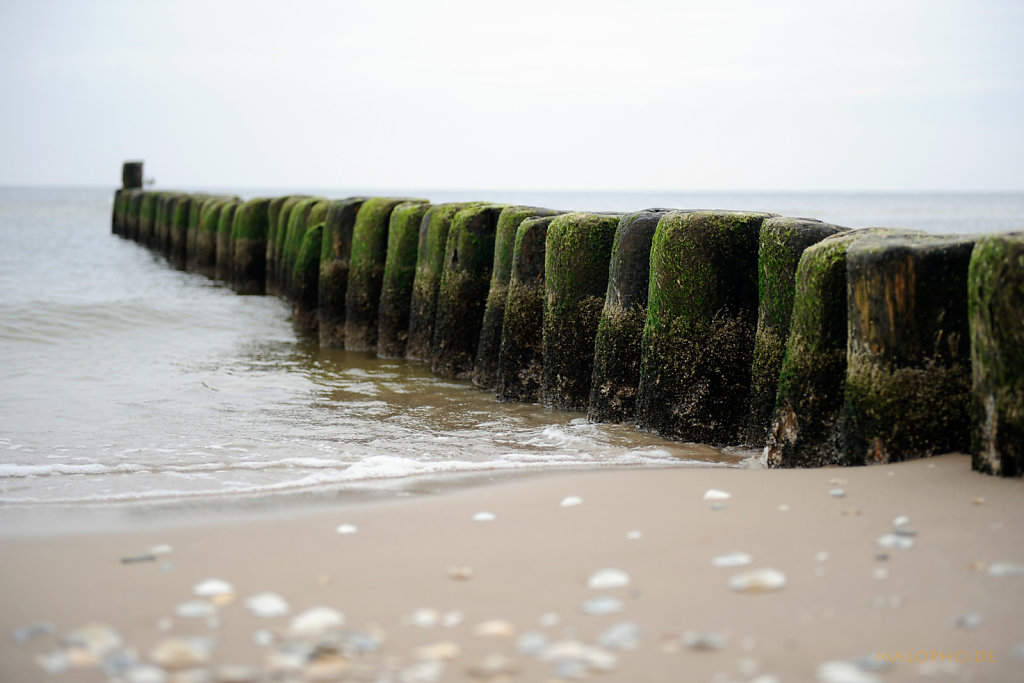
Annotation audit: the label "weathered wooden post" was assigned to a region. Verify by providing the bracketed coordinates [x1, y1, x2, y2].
[431, 204, 506, 378]
[406, 203, 481, 361]
[281, 198, 329, 299]
[230, 198, 271, 294]
[345, 197, 426, 352]
[472, 206, 560, 389]
[842, 234, 976, 463]
[496, 215, 559, 403]
[215, 199, 243, 281]
[969, 232, 1024, 477]
[122, 161, 144, 189]
[292, 223, 325, 333]
[318, 198, 368, 348]
[745, 217, 845, 445]
[377, 201, 433, 359]
[588, 209, 668, 423]
[542, 212, 621, 411]
[635, 210, 772, 445]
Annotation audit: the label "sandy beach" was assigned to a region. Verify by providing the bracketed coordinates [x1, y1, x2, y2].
[2, 453, 1022, 682]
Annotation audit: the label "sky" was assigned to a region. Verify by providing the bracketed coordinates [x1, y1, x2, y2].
[0, 0, 1021, 192]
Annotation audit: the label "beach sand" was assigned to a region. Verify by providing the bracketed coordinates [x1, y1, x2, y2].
[2, 453, 1022, 682]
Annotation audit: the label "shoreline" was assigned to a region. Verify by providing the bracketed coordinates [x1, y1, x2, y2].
[2, 453, 1022, 682]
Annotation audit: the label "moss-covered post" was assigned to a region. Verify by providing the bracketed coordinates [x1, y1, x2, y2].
[542, 212, 621, 411]
[126, 189, 145, 242]
[291, 222, 324, 334]
[496, 216, 559, 403]
[152, 193, 170, 253]
[588, 209, 668, 423]
[635, 210, 772, 445]
[280, 197, 328, 300]
[122, 161, 144, 189]
[745, 217, 845, 445]
[265, 196, 298, 296]
[185, 195, 210, 271]
[137, 192, 159, 248]
[168, 195, 195, 270]
[215, 199, 242, 281]
[112, 189, 126, 236]
[970, 233, 1024, 477]
[230, 198, 272, 295]
[318, 197, 368, 348]
[344, 198, 424, 351]
[406, 204, 473, 361]
[377, 201, 432, 358]
[156, 193, 185, 258]
[195, 197, 239, 279]
[842, 234, 976, 464]
[431, 204, 506, 378]
[471, 206, 560, 389]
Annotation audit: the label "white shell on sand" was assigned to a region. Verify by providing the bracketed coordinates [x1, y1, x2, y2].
[124, 664, 167, 683]
[405, 608, 440, 628]
[728, 568, 787, 593]
[415, 641, 461, 661]
[702, 489, 731, 501]
[877, 533, 915, 550]
[193, 578, 234, 598]
[581, 596, 625, 615]
[815, 660, 881, 683]
[988, 562, 1024, 577]
[517, 631, 549, 655]
[473, 619, 516, 638]
[829, 488, 846, 498]
[587, 568, 630, 589]
[472, 511, 496, 522]
[175, 600, 216, 618]
[560, 495, 583, 507]
[149, 637, 213, 670]
[244, 592, 290, 618]
[626, 530, 643, 540]
[596, 621, 641, 650]
[288, 606, 345, 638]
[712, 551, 752, 568]
[60, 622, 123, 657]
[335, 524, 358, 535]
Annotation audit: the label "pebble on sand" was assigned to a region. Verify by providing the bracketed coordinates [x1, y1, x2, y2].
[193, 578, 235, 600]
[712, 551, 753, 568]
[587, 568, 631, 589]
[728, 568, 787, 593]
[702, 489, 731, 501]
[335, 524, 358, 535]
[287, 607, 345, 638]
[560, 495, 583, 507]
[244, 592, 291, 618]
[472, 511, 496, 522]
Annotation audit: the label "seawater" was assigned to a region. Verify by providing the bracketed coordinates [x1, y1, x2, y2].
[1, 187, 1022, 524]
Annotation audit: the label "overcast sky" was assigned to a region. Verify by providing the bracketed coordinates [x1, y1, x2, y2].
[1, 0, 1021, 192]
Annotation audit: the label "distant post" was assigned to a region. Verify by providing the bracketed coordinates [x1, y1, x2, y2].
[122, 161, 144, 189]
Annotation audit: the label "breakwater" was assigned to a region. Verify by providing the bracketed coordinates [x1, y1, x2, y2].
[111, 163, 1023, 477]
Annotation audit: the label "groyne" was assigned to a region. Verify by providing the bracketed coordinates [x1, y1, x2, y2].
[111, 163, 1023, 477]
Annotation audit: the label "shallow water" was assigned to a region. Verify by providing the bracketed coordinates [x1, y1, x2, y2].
[1, 186, 1021, 525]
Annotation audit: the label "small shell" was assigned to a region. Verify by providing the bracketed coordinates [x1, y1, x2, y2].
[335, 524, 358, 535]
[625, 530, 643, 540]
[415, 641, 461, 661]
[245, 592, 290, 618]
[447, 565, 473, 580]
[702, 489, 731, 501]
[712, 551, 752, 568]
[560, 496, 583, 507]
[149, 637, 213, 670]
[728, 568, 787, 593]
[175, 600, 216, 618]
[988, 562, 1024, 577]
[877, 534, 915, 550]
[473, 619, 516, 638]
[288, 607, 345, 638]
[587, 568, 630, 589]
[193, 578, 234, 598]
[581, 596, 624, 615]
[472, 511, 496, 522]
[829, 488, 846, 498]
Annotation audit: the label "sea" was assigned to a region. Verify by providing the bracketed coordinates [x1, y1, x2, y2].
[2, 186, 1022, 530]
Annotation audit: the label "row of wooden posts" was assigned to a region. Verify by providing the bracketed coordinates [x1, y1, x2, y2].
[112, 162, 1022, 476]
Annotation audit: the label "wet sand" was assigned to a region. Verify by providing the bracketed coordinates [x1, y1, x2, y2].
[2, 453, 1022, 682]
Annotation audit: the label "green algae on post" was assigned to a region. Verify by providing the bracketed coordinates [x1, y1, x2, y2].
[542, 212, 621, 411]
[745, 217, 845, 445]
[194, 197, 240, 279]
[496, 215, 558, 403]
[406, 204, 476, 361]
[377, 201, 432, 359]
[265, 196, 302, 296]
[431, 204, 506, 378]
[126, 189, 145, 242]
[968, 233, 1024, 477]
[292, 222, 324, 334]
[635, 210, 772, 445]
[318, 198, 368, 348]
[137, 192, 159, 248]
[168, 195, 197, 270]
[472, 206, 561, 389]
[215, 199, 243, 281]
[231, 198, 271, 294]
[281, 198, 329, 300]
[588, 210, 668, 423]
[842, 233, 976, 464]
[346, 197, 427, 352]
